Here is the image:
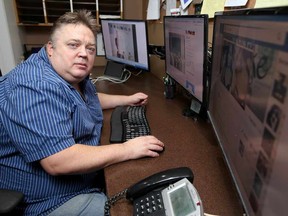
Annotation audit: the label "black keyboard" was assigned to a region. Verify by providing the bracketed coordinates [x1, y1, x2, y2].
[110, 105, 151, 143]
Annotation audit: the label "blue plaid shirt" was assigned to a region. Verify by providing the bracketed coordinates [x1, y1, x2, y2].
[0, 47, 104, 215]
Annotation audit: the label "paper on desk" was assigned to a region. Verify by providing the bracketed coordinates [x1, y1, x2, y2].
[225, 0, 248, 7]
[255, 0, 288, 8]
[147, 0, 161, 20]
[201, 0, 225, 18]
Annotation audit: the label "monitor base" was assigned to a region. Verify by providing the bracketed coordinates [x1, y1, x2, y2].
[182, 99, 208, 121]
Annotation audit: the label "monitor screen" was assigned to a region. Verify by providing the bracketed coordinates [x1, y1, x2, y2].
[208, 7, 288, 216]
[164, 15, 208, 103]
[101, 19, 150, 71]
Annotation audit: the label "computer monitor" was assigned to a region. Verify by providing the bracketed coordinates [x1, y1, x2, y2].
[101, 19, 150, 72]
[164, 15, 208, 118]
[208, 7, 288, 216]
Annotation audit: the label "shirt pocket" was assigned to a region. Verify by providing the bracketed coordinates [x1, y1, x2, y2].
[72, 103, 100, 144]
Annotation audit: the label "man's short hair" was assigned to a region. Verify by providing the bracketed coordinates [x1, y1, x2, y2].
[49, 10, 98, 42]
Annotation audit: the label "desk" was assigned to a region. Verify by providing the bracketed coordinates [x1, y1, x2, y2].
[94, 69, 244, 215]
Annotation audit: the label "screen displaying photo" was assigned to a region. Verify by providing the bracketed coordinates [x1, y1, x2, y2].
[209, 11, 288, 216]
[101, 19, 149, 71]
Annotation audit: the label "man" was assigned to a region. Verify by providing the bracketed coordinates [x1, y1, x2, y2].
[0, 10, 164, 216]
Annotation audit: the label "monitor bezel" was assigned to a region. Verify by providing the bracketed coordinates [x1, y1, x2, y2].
[163, 14, 209, 106]
[214, 6, 288, 16]
[208, 6, 288, 216]
[100, 18, 150, 72]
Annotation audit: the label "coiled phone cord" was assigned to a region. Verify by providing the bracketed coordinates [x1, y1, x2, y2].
[104, 188, 128, 216]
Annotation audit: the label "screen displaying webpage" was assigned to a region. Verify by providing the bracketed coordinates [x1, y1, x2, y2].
[101, 20, 149, 70]
[209, 14, 288, 216]
[165, 16, 206, 102]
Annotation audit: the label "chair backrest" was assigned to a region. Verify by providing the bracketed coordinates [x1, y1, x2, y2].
[0, 189, 24, 214]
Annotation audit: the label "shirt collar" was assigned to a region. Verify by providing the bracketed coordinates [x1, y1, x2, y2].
[38, 46, 50, 64]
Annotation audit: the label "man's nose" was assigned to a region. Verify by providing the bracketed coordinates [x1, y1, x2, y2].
[78, 46, 88, 57]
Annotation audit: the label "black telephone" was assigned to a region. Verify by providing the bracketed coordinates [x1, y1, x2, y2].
[104, 167, 194, 216]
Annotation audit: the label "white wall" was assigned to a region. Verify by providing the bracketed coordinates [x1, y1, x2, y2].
[0, 0, 24, 75]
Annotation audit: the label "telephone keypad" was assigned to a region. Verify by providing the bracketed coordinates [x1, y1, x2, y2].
[133, 191, 166, 216]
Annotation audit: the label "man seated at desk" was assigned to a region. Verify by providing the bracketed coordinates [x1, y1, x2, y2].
[0, 10, 164, 216]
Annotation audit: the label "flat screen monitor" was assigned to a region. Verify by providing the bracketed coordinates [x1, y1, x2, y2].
[164, 15, 208, 109]
[208, 7, 288, 216]
[101, 19, 150, 71]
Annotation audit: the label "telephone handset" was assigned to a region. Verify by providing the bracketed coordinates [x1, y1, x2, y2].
[104, 167, 198, 216]
[126, 167, 194, 201]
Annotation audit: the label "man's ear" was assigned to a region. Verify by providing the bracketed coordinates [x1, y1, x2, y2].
[46, 41, 53, 56]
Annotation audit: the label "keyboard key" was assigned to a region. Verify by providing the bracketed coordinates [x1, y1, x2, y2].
[110, 105, 151, 143]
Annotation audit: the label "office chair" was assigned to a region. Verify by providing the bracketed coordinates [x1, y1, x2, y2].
[0, 71, 23, 214]
[0, 189, 24, 214]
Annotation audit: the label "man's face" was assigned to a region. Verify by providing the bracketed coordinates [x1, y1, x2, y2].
[47, 24, 96, 85]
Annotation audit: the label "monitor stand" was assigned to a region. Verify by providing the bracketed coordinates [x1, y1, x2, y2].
[182, 99, 207, 121]
[104, 61, 125, 81]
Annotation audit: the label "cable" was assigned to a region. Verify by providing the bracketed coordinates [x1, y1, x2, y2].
[91, 69, 132, 84]
[104, 189, 128, 216]
[130, 68, 143, 76]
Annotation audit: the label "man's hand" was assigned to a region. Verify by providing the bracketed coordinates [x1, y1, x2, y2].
[123, 135, 164, 159]
[128, 92, 148, 106]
